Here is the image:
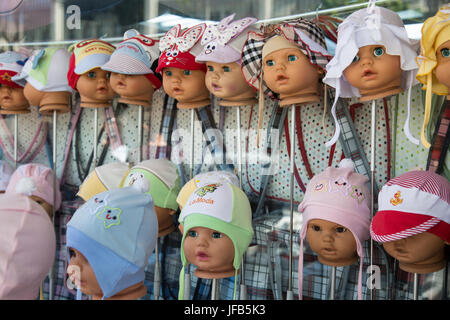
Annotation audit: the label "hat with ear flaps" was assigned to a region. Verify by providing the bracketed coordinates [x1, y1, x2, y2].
[0, 51, 29, 89]
[323, 3, 420, 148]
[416, 5, 450, 149]
[241, 18, 332, 142]
[297, 159, 371, 300]
[177, 182, 253, 300]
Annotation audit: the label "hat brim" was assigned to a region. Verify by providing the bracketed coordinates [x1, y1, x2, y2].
[74, 53, 112, 75]
[102, 54, 153, 75]
[370, 210, 440, 243]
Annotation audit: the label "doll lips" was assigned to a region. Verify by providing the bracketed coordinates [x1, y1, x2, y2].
[196, 251, 209, 261]
[362, 69, 377, 80]
[211, 83, 222, 92]
[275, 74, 289, 84]
[115, 81, 126, 89]
[172, 87, 184, 95]
[320, 247, 336, 255]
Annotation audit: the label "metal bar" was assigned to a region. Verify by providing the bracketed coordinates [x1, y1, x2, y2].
[211, 279, 220, 300]
[330, 266, 336, 300]
[190, 109, 195, 179]
[49, 110, 57, 300]
[413, 273, 419, 300]
[370, 100, 376, 300]
[287, 104, 295, 300]
[138, 105, 143, 163]
[93, 108, 98, 167]
[153, 240, 160, 300]
[14, 114, 18, 169]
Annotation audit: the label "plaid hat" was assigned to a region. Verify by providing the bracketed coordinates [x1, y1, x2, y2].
[196, 14, 257, 64]
[66, 185, 158, 299]
[178, 182, 253, 300]
[416, 5, 450, 148]
[297, 159, 371, 300]
[5, 163, 62, 210]
[77, 162, 130, 201]
[67, 39, 115, 90]
[101, 29, 162, 89]
[121, 159, 181, 211]
[371, 170, 450, 243]
[0, 194, 56, 300]
[0, 160, 13, 192]
[0, 51, 28, 88]
[323, 5, 420, 147]
[156, 24, 207, 73]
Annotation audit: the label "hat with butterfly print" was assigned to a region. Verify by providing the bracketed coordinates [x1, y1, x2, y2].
[101, 29, 162, 89]
[156, 23, 207, 73]
[195, 14, 257, 64]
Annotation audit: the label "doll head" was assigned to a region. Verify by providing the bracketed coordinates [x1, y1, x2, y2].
[297, 159, 371, 300]
[157, 24, 211, 109]
[77, 162, 129, 202]
[416, 5, 450, 148]
[12, 48, 72, 115]
[178, 182, 253, 299]
[122, 159, 181, 237]
[67, 39, 116, 108]
[5, 163, 61, 219]
[323, 5, 420, 147]
[196, 14, 258, 106]
[0, 51, 30, 114]
[0, 160, 13, 193]
[66, 184, 158, 300]
[371, 170, 450, 274]
[101, 29, 162, 107]
[0, 194, 55, 300]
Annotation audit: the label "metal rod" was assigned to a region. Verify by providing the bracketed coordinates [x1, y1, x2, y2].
[153, 240, 160, 300]
[287, 104, 295, 300]
[49, 110, 57, 300]
[370, 100, 376, 300]
[330, 266, 336, 300]
[211, 279, 220, 300]
[413, 273, 419, 300]
[13, 114, 18, 169]
[93, 108, 98, 167]
[138, 105, 143, 162]
[190, 109, 195, 179]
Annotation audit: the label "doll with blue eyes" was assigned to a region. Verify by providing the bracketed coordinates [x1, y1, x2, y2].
[156, 24, 211, 109]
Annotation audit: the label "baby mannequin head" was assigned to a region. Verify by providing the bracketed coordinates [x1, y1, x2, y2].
[371, 170, 450, 274]
[178, 182, 253, 299]
[157, 23, 211, 109]
[102, 29, 162, 107]
[67, 39, 116, 108]
[298, 159, 371, 300]
[122, 159, 181, 237]
[196, 14, 258, 106]
[66, 185, 158, 300]
[5, 163, 61, 220]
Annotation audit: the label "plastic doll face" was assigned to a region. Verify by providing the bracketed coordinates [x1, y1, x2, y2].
[76, 68, 115, 102]
[382, 232, 447, 273]
[343, 45, 402, 96]
[68, 247, 103, 297]
[306, 219, 358, 266]
[29, 195, 53, 220]
[183, 226, 235, 273]
[435, 40, 450, 90]
[262, 47, 319, 96]
[205, 62, 255, 100]
[162, 67, 210, 103]
[0, 84, 28, 110]
[109, 73, 154, 99]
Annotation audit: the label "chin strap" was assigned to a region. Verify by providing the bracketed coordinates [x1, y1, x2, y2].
[421, 73, 433, 148]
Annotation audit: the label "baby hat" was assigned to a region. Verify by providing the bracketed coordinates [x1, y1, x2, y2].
[66, 184, 158, 299]
[196, 14, 257, 64]
[297, 159, 371, 300]
[0, 51, 29, 88]
[323, 4, 420, 147]
[121, 158, 181, 211]
[0, 160, 14, 191]
[0, 194, 56, 299]
[77, 162, 130, 202]
[12, 47, 72, 93]
[176, 170, 239, 210]
[416, 5, 450, 148]
[156, 23, 207, 73]
[178, 182, 253, 300]
[102, 29, 162, 89]
[67, 39, 116, 90]
[371, 170, 450, 244]
[5, 163, 62, 210]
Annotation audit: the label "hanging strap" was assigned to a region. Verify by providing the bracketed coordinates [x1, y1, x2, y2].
[156, 94, 178, 160]
[427, 100, 450, 174]
[60, 101, 82, 184]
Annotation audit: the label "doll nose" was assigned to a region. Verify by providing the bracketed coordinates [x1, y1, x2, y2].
[0, 86, 11, 95]
[321, 231, 334, 243]
[360, 56, 373, 67]
[275, 62, 286, 71]
[196, 234, 209, 248]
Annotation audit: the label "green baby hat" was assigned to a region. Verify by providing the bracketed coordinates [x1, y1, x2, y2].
[121, 159, 180, 211]
[178, 182, 253, 299]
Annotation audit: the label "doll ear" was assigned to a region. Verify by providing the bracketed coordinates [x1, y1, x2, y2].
[124, 29, 139, 39]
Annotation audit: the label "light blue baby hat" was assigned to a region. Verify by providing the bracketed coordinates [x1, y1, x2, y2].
[66, 182, 158, 299]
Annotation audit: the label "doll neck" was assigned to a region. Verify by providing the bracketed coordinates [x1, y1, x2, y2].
[177, 97, 211, 109]
[317, 253, 358, 267]
[279, 89, 320, 107]
[118, 96, 152, 107]
[219, 90, 257, 107]
[92, 282, 147, 300]
[80, 96, 112, 108]
[194, 267, 238, 279]
[155, 206, 176, 238]
[38, 91, 71, 115]
[359, 85, 403, 102]
[0, 102, 30, 114]
[398, 257, 446, 274]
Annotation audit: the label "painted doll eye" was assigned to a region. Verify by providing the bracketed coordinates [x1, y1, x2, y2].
[183, 70, 192, 76]
[87, 71, 96, 79]
[336, 227, 348, 233]
[69, 248, 76, 258]
[207, 65, 214, 72]
[222, 66, 231, 72]
[165, 70, 172, 76]
[311, 224, 321, 232]
[266, 59, 275, 67]
[441, 48, 450, 58]
[188, 230, 198, 237]
[373, 47, 385, 57]
[352, 55, 360, 63]
[212, 232, 222, 239]
[106, 72, 111, 79]
[288, 55, 298, 62]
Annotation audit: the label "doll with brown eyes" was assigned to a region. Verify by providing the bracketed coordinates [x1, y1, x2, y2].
[343, 45, 403, 102]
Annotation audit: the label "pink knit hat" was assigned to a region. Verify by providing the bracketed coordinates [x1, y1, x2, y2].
[371, 170, 450, 243]
[297, 159, 371, 300]
[5, 163, 62, 210]
[0, 194, 56, 299]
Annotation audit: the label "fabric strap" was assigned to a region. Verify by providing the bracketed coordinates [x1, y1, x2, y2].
[427, 99, 450, 174]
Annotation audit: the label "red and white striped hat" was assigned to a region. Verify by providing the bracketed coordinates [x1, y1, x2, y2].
[370, 170, 450, 243]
